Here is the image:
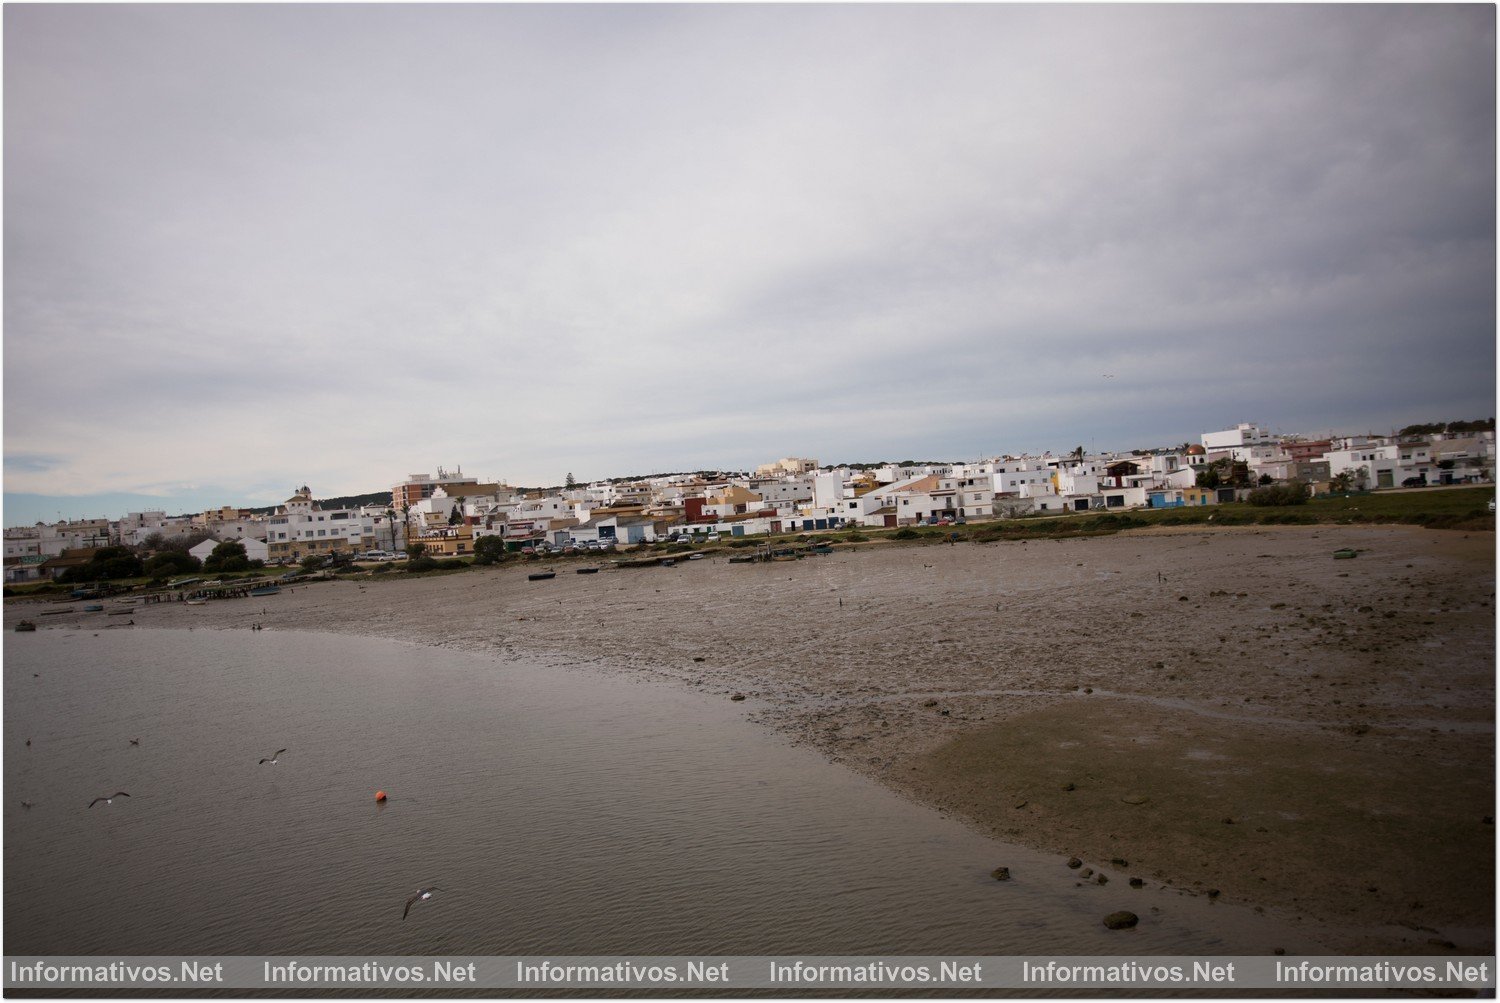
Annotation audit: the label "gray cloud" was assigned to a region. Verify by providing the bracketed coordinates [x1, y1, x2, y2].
[4, 4, 1493, 514]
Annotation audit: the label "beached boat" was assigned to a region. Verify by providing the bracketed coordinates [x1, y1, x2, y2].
[1333, 548, 1357, 560]
[575, 567, 600, 575]
[727, 555, 757, 564]
[811, 545, 834, 555]
[687, 553, 705, 561]
[83, 604, 104, 612]
[659, 559, 676, 567]
[15, 620, 36, 632]
[185, 599, 207, 606]
[249, 585, 282, 597]
[527, 571, 556, 581]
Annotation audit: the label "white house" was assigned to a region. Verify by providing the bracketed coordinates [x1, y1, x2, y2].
[189, 536, 270, 564]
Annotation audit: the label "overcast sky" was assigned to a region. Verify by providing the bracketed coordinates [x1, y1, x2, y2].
[5, 4, 1495, 525]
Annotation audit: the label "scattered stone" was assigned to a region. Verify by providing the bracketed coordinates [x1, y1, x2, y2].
[1067, 857, 1083, 869]
[1274, 948, 1286, 956]
[1081, 867, 1094, 878]
[922, 699, 938, 707]
[1207, 889, 1221, 899]
[1012, 800, 1028, 809]
[1129, 877, 1144, 888]
[1096, 873, 1108, 885]
[1122, 794, 1148, 805]
[940, 709, 950, 716]
[1427, 939, 1458, 950]
[692, 656, 705, 662]
[1103, 911, 1139, 930]
[990, 867, 1011, 881]
[1083, 687, 1093, 694]
[1222, 816, 1235, 825]
[730, 693, 746, 701]
[1111, 858, 1129, 867]
[1062, 782, 1076, 791]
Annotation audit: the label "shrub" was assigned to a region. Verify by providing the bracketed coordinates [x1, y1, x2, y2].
[845, 532, 868, 542]
[892, 528, 920, 540]
[1247, 483, 1310, 506]
[406, 556, 439, 572]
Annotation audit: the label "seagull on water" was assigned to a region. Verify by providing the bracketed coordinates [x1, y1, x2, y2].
[402, 886, 443, 920]
[21, 801, 35, 809]
[258, 748, 287, 765]
[88, 792, 130, 808]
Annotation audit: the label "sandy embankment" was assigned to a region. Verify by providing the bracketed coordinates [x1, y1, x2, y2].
[10, 525, 1494, 953]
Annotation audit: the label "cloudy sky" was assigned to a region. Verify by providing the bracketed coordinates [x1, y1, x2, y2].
[5, 4, 1494, 524]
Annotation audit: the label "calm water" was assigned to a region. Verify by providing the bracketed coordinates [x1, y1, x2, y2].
[4, 629, 1323, 956]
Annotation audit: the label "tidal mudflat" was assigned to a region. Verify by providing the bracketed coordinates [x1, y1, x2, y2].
[9, 524, 1492, 954]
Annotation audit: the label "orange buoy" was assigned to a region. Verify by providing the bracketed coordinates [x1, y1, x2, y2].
[374, 790, 387, 802]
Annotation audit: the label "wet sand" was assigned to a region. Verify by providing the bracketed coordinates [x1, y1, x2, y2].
[11, 524, 1493, 953]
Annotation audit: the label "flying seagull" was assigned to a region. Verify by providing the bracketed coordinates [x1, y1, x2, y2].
[20, 801, 34, 809]
[129, 738, 140, 746]
[88, 792, 130, 808]
[402, 886, 443, 920]
[258, 749, 287, 765]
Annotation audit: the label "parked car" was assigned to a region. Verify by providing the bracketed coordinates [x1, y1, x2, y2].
[706, 533, 721, 542]
[1402, 477, 1426, 487]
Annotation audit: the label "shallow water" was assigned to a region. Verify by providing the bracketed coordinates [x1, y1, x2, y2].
[5, 629, 1323, 957]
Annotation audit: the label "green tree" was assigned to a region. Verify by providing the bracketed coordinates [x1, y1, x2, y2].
[203, 540, 250, 573]
[1196, 465, 1221, 490]
[406, 542, 428, 563]
[144, 551, 201, 577]
[61, 546, 144, 583]
[301, 554, 328, 571]
[472, 535, 507, 565]
[565, 472, 577, 489]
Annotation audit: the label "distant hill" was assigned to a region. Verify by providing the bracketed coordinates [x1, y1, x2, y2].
[239, 489, 394, 516]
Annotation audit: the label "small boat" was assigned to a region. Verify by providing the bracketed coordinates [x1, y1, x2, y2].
[811, 545, 834, 555]
[249, 585, 281, 597]
[527, 571, 556, 581]
[185, 599, 207, 606]
[83, 604, 104, 612]
[687, 553, 705, 561]
[15, 620, 36, 632]
[1333, 548, 1357, 560]
[727, 555, 757, 564]
[659, 559, 676, 567]
[575, 567, 600, 575]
